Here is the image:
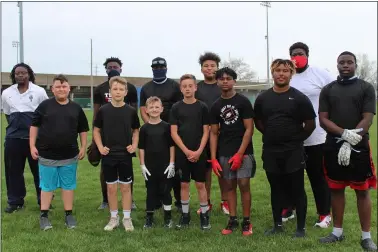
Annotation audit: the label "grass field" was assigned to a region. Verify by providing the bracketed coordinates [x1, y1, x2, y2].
[1, 110, 377, 252]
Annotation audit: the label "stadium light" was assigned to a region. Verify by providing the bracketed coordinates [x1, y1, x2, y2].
[260, 1, 271, 86]
[17, 2, 24, 63]
[12, 41, 20, 64]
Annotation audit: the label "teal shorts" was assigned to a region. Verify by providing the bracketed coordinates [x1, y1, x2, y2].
[39, 162, 78, 192]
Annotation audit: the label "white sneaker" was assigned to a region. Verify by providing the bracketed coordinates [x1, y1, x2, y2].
[104, 216, 119, 231]
[123, 217, 134, 232]
[314, 215, 332, 228]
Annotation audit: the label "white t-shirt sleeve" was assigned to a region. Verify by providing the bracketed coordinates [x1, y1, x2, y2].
[318, 68, 335, 88]
[41, 88, 49, 102]
[1, 92, 10, 115]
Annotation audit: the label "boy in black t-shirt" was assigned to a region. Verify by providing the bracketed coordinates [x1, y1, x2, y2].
[93, 76, 140, 232]
[29, 75, 89, 230]
[138, 96, 175, 229]
[209, 67, 255, 236]
[254, 59, 316, 238]
[170, 74, 211, 230]
[318, 52, 377, 251]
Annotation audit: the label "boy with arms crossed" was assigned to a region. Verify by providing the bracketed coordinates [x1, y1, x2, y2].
[209, 67, 255, 236]
[138, 96, 175, 228]
[30, 75, 89, 230]
[170, 74, 211, 230]
[93, 76, 140, 232]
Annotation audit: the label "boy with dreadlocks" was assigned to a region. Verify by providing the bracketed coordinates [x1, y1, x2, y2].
[2, 63, 48, 213]
[318, 51, 377, 251]
[254, 59, 316, 238]
[209, 67, 255, 236]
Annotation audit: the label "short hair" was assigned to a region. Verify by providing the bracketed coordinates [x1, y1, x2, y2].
[215, 67, 237, 80]
[198, 52, 221, 67]
[53, 74, 68, 84]
[179, 74, 197, 84]
[145, 96, 162, 107]
[103, 57, 123, 68]
[109, 76, 127, 89]
[10, 63, 36, 84]
[338, 51, 357, 63]
[289, 42, 309, 56]
[270, 59, 296, 75]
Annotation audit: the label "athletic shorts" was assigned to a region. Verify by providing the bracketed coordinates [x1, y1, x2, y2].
[323, 143, 377, 191]
[219, 154, 256, 180]
[39, 162, 78, 192]
[262, 148, 306, 174]
[176, 151, 207, 183]
[101, 155, 133, 184]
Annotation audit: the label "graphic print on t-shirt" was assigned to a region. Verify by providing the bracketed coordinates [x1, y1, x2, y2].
[104, 92, 112, 103]
[220, 104, 239, 125]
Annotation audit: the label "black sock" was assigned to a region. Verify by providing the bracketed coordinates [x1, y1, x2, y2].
[65, 210, 72, 216]
[230, 216, 237, 221]
[208, 199, 211, 205]
[164, 210, 171, 219]
[146, 211, 154, 217]
[243, 217, 250, 223]
[40, 210, 49, 218]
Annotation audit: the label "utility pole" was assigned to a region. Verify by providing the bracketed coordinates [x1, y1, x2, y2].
[17, 2, 24, 63]
[12, 41, 20, 64]
[260, 1, 271, 86]
[90, 39, 94, 110]
[94, 65, 98, 76]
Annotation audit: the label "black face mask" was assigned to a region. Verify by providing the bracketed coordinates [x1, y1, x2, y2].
[107, 69, 120, 80]
[336, 75, 358, 85]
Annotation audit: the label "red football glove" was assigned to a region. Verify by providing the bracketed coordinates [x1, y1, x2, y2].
[229, 153, 244, 171]
[207, 159, 222, 177]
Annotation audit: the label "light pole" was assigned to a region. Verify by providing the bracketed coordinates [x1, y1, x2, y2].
[260, 1, 271, 86]
[12, 41, 20, 64]
[17, 1, 24, 63]
[90, 38, 94, 110]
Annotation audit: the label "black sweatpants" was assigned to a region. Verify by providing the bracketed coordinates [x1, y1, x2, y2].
[283, 144, 331, 216]
[146, 175, 172, 212]
[4, 138, 41, 206]
[266, 168, 307, 230]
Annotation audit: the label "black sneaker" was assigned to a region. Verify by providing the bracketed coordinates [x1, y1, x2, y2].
[221, 218, 239, 235]
[40, 216, 53, 231]
[144, 215, 153, 228]
[5, 204, 24, 213]
[65, 215, 77, 229]
[176, 213, 190, 229]
[319, 232, 345, 243]
[293, 228, 306, 238]
[264, 225, 284, 236]
[164, 218, 173, 228]
[361, 238, 377, 251]
[200, 212, 211, 230]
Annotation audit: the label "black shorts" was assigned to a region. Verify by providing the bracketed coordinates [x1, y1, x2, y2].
[176, 150, 207, 183]
[262, 147, 306, 174]
[323, 146, 377, 190]
[101, 155, 133, 184]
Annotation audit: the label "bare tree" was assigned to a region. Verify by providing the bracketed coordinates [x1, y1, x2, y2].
[356, 54, 377, 90]
[220, 57, 256, 82]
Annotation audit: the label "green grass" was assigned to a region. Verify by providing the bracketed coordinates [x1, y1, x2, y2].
[1, 110, 377, 252]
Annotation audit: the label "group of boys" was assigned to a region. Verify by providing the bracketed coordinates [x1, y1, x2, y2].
[1, 42, 376, 251]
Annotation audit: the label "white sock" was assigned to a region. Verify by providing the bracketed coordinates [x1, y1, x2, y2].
[123, 210, 131, 219]
[200, 202, 208, 214]
[181, 200, 189, 214]
[110, 210, 118, 218]
[332, 227, 343, 237]
[362, 231, 371, 240]
[163, 205, 171, 211]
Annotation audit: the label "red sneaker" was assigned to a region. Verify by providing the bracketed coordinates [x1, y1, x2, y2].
[220, 201, 230, 215]
[242, 222, 253, 236]
[221, 218, 238, 235]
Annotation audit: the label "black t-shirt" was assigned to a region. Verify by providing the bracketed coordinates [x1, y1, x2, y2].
[94, 81, 138, 108]
[93, 103, 140, 156]
[31, 98, 89, 160]
[140, 78, 183, 122]
[170, 100, 209, 151]
[195, 81, 221, 110]
[138, 121, 173, 172]
[254, 87, 316, 152]
[210, 93, 255, 157]
[319, 78, 376, 150]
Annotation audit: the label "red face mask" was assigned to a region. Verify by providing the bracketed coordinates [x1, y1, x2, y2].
[291, 55, 308, 69]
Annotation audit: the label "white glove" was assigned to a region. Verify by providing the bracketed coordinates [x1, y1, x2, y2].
[141, 165, 151, 181]
[338, 142, 351, 166]
[341, 129, 362, 146]
[164, 163, 175, 179]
